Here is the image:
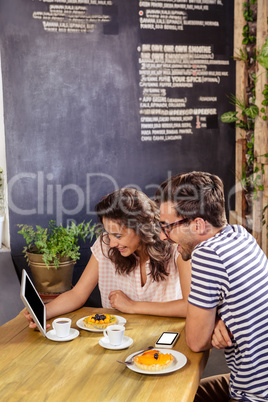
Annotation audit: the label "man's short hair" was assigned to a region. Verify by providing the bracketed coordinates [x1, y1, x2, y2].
[157, 171, 227, 228]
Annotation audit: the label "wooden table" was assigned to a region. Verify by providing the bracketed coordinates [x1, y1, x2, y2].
[0, 307, 209, 402]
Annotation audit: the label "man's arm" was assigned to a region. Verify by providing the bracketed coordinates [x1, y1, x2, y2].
[185, 303, 217, 352]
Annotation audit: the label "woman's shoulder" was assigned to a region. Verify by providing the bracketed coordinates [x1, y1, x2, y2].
[91, 236, 110, 260]
[91, 236, 101, 251]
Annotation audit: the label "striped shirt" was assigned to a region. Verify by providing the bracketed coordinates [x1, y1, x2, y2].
[91, 237, 182, 308]
[188, 225, 268, 402]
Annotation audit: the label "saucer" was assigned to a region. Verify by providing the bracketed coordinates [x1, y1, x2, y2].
[99, 336, 133, 350]
[46, 328, 80, 342]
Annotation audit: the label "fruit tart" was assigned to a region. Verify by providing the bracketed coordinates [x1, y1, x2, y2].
[133, 349, 174, 371]
[83, 313, 117, 329]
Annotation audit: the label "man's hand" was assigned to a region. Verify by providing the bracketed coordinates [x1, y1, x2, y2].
[212, 317, 233, 349]
[108, 290, 135, 313]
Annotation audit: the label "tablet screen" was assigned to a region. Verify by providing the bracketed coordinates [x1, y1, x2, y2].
[20, 269, 46, 337]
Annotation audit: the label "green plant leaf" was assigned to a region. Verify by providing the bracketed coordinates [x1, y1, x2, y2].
[220, 111, 239, 123]
[257, 38, 268, 69]
[244, 105, 259, 118]
[233, 48, 248, 62]
[228, 94, 246, 110]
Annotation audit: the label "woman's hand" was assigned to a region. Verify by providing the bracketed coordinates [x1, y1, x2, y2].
[24, 309, 37, 328]
[108, 290, 135, 313]
[23, 309, 50, 330]
[212, 316, 233, 349]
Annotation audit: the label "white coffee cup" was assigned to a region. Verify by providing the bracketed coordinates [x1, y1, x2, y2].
[52, 317, 72, 338]
[103, 325, 125, 346]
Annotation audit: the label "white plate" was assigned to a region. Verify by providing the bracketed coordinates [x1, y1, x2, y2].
[46, 328, 80, 342]
[99, 335, 133, 350]
[76, 315, 127, 333]
[125, 349, 187, 375]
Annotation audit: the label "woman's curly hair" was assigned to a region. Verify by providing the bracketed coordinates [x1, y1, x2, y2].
[95, 188, 172, 281]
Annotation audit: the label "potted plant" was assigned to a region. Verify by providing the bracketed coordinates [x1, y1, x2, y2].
[0, 168, 5, 248]
[18, 220, 96, 297]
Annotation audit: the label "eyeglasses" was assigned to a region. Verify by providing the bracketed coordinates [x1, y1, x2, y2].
[160, 218, 189, 238]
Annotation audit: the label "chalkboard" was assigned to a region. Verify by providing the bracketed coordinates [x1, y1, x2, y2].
[0, 0, 235, 305]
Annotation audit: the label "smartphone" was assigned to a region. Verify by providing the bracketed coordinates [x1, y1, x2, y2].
[155, 331, 180, 349]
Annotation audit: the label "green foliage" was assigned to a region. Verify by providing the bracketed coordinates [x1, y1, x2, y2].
[228, 93, 245, 109]
[220, 111, 239, 123]
[243, 2, 253, 22]
[257, 38, 268, 70]
[257, 38, 268, 120]
[233, 48, 248, 62]
[261, 204, 268, 230]
[240, 157, 268, 200]
[245, 104, 259, 119]
[251, 164, 265, 198]
[220, 94, 258, 130]
[260, 84, 268, 120]
[228, 5, 268, 230]
[18, 220, 96, 269]
[242, 2, 256, 44]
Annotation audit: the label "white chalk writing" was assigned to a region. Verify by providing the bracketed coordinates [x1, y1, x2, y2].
[33, 1, 112, 33]
[139, 0, 222, 31]
[138, 43, 228, 141]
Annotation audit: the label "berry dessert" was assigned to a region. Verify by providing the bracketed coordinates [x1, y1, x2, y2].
[133, 349, 174, 371]
[83, 313, 117, 329]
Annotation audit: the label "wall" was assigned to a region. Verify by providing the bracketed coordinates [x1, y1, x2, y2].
[0, 54, 9, 248]
[0, 252, 24, 325]
[0, 0, 235, 287]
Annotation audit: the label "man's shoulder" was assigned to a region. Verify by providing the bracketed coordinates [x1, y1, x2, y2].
[204, 224, 249, 242]
[194, 224, 254, 255]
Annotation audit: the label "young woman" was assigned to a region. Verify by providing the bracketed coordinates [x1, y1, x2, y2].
[25, 188, 191, 327]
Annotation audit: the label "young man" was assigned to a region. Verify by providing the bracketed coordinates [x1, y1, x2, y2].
[158, 171, 268, 402]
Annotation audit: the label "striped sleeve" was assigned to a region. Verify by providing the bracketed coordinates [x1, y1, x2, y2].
[188, 246, 229, 309]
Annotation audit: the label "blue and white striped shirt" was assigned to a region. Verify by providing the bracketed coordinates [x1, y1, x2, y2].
[188, 225, 268, 402]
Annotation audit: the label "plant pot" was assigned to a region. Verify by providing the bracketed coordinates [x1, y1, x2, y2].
[26, 252, 75, 295]
[0, 216, 4, 248]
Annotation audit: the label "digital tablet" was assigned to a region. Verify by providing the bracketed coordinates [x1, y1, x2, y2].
[20, 269, 47, 337]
